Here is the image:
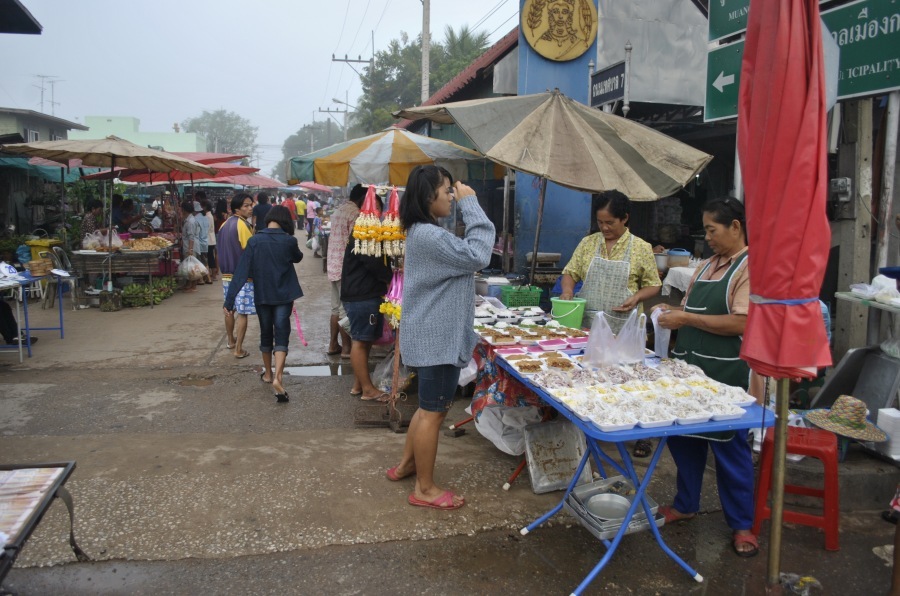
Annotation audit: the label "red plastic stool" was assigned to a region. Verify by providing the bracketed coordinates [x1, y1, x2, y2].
[752, 426, 840, 551]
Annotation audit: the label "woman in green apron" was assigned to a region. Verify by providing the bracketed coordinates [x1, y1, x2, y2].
[654, 197, 759, 558]
[560, 190, 661, 457]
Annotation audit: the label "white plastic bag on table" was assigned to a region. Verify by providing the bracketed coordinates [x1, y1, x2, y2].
[82, 231, 103, 250]
[616, 311, 646, 363]
[474, 405, 543, 456]
[583, 312, 618, 367]
[651, 308, 671, 358]
[109, 230, 123, 248]
[177, 255, 208, 281]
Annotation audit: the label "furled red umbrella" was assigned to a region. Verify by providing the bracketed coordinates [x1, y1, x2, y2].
[737, 0, 832, 586]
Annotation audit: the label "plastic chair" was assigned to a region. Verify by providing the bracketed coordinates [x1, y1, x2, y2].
[42, 249, 81, 310]
[752, 426, 840, 551]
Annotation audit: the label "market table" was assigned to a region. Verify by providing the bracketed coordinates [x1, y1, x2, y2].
[497, 358, 773, 594]
[835, 291, 900, 346]
[0, 462, 89, 587]
[0, 272, 65, 360]
[661, 266, 697, 296]
[70, 248, 173, 309]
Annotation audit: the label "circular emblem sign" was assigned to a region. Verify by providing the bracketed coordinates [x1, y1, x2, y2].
[522, 0, 598, 62]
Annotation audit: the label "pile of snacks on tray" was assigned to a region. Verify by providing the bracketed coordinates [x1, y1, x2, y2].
[123, 236, 173, 251]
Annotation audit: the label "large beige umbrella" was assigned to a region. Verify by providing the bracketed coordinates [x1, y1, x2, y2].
[0, 136, 216, 175]
[395, 89, 712, 280]
[0, 136, 216, 289]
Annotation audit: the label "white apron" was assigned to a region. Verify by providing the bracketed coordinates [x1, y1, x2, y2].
[577, 235, 634, 333]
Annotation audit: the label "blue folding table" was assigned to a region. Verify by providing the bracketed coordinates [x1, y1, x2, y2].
[0, 272, 65, 360]
[497, 359, 774, 595]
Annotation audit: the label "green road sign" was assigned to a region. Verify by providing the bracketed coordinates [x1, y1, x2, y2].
[705, 40, 744, 122]
[709, 0, 750, 42]
[821, 0, 900, 100]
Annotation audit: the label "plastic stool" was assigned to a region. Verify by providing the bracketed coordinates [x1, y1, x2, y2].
[752, 426, 840, 551]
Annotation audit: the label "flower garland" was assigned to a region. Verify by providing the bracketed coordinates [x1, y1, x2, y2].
[380, 269, 403, 329]
[352, 185, 382, 256]
[380, 187, 404, 257]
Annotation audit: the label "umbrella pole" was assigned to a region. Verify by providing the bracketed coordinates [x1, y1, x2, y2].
[766, 377, 791, 588]
[502, 168, 511, 274]
[528, 178, 547, 285]
[108, 157, 116, 291]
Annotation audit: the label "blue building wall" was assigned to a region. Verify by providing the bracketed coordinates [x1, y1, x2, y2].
[515, 0, 597, 272]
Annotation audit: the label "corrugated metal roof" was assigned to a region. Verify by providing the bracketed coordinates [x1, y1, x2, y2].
[0, 108, 89, 131]
[396, 27, 518, 129]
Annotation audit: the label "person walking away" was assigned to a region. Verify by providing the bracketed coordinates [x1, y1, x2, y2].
[326, 185, 364, 358]
[201, 198, 218, 282]
[193, 197, 212, 285]
[341, 193, 391, 399]
[558, 189, 661, 458]
[252, 192, 273, 232]
[218, 193, 256, 358]
[283, 192, 298, 233]
[388, 166, 494, 511]
[295, 194, 306, 226]
[224, 205, 303, 402]
[654, 197, 761, 558]
[180, 200, 203, 292]
[305, 195, 321, 240]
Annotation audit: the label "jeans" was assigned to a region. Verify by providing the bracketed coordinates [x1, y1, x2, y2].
[416, 364, 461, 413]
[256, 302, 293, 353]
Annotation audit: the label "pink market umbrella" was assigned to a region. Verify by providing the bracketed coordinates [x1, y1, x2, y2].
[82, 162, 258, 183]
[298, 181, 334, 193]
[197, 173, 285, 188]
[737, 0, 832, 585]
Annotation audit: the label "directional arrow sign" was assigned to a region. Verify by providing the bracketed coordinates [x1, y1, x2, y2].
[712, 71, 736, 93]
[705, 40, 744, 122]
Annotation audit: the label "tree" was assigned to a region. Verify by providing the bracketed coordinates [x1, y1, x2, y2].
[181, 109, 258, 156]
[432, 25, 491, 90]
[355, 26, 491, 134]
[273, 120, 345, 181]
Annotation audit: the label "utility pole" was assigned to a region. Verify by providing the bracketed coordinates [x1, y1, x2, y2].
[421, 0, 430, 103]
[319, 107, 346, 141]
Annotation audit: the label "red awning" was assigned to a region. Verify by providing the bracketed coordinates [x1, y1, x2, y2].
[737, 0, 831, 379]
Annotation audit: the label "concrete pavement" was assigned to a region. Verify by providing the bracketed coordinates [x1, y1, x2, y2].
[1, 238, 898, 595]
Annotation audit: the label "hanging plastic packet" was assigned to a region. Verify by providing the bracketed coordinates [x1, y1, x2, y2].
[651, 307, 671, 359]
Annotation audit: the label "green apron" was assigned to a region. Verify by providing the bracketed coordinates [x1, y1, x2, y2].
[672, 252, 750, 440]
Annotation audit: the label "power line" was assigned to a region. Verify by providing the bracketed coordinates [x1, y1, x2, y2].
[488, 12, 517, 38]
[472, 0, 509, 31]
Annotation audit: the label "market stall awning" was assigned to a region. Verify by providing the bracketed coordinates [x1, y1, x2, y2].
[0, 157, 93, 182]
[287, 127, 495, 187]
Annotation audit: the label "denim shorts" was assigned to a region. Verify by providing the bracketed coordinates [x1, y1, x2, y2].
[416, 364, 460, 413]
[343, 298, 383, 342]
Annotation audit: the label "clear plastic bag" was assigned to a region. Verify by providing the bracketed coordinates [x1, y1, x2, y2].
[373, 348, 414, 394]
[583, 310, 646, 366]
[651, 308, 671, 358]
[177, 255, 208, 281]
[474, 405, 543, 456]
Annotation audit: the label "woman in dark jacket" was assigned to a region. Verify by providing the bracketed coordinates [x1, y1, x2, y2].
[224, 205, 303, 402]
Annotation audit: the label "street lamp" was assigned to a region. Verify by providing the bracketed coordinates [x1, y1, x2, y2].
[333, 94, 359, 141]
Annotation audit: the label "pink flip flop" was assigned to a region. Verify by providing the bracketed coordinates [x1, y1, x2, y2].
[386, 465, 416, 481]
[408, 490, 465, 510]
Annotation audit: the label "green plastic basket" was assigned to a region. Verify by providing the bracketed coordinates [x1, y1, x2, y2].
[500, 285, 542, 308]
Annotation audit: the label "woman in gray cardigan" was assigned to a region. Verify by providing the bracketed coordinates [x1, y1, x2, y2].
[388, 165, 495, 511]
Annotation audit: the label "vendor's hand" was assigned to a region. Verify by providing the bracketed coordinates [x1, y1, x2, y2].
[453, 181, 475, 200]
[612, 295, 640, 312]
[653, 245, 666, 254]
[559, 291, 574, 301]
[657, 308, 689, 330]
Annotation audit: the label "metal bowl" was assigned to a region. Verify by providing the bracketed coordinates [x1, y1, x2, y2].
[584, 493, 631, 521]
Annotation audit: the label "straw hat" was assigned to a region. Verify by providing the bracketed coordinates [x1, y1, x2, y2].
[805, 395, 887, 442]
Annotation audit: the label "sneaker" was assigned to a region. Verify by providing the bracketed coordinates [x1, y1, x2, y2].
[8, 336, 37, 345]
